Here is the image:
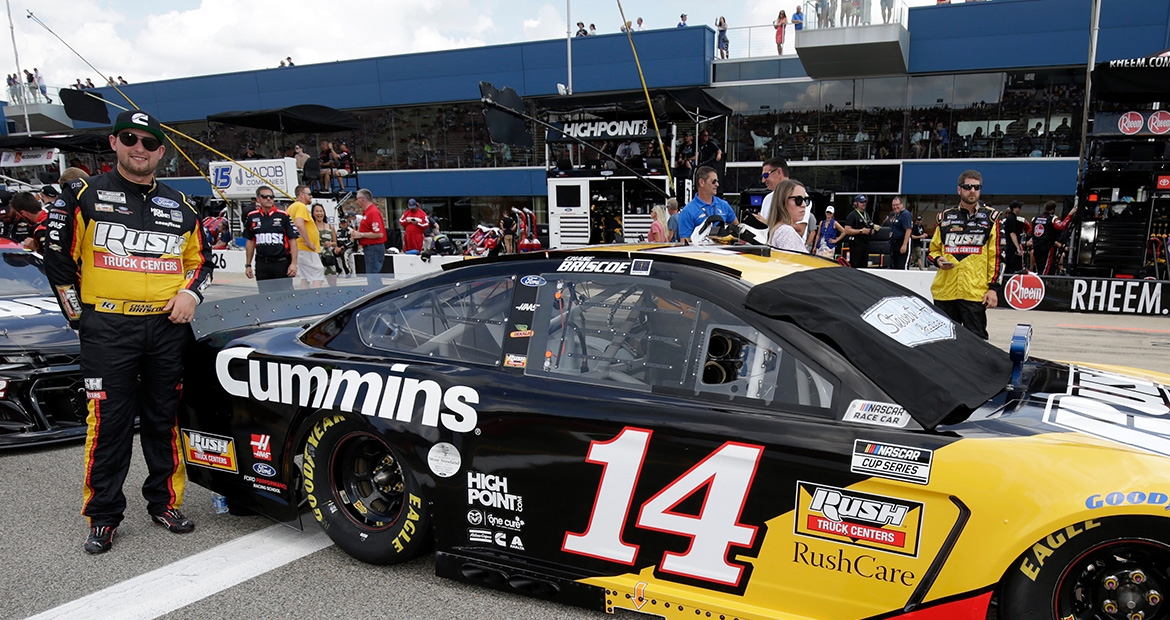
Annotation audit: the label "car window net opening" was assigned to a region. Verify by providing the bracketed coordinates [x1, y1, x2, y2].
[525, 275, 833, 409]
[355, 277, 514, 365]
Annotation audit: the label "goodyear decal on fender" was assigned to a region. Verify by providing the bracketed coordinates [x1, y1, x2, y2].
[794, 481, 924, 557]
[841, 399, 910, 428]
[181, 429, 238, 472]
[851, 440, 933, 485]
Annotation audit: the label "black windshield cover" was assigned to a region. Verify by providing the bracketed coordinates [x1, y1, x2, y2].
[745, 267, 1011, 428]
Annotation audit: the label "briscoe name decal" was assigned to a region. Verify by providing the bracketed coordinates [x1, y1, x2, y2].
[851, 440, 933, 485]
[1043, 365, 1170, 458]
[181, 429, 238, 472]
[557, 256, 637, 274]
[794, 481, 924, 557]
[216, 347, 478, 433]
[842, 400, 910, 428]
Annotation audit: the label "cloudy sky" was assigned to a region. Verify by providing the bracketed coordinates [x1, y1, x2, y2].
[6, 0, 942, 86]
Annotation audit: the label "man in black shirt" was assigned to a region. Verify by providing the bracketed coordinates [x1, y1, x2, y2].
[243, 185, 298, 290]
[1002, 200, 1025, 276]
[841, 195, 876, 269]
[696, 130, 723, 169]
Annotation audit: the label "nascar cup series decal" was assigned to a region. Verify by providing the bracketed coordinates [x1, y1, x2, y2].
[216, 347, 479, 433]
[850, 440, 933, 485]
[841, 400, 910, 428]
[861, 296, 955, 347]
[1043, 365, 1170, 458]
[794, 481, 924, 557]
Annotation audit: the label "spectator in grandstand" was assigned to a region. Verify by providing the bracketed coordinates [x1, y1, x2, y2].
[773, 11, 788, 55]
[318, 140, 339, 191]
[716, 17, 729, 59]
[793, 6, 804, 31]
[575, 21, 588, 36]
[678, 14, 688, 27]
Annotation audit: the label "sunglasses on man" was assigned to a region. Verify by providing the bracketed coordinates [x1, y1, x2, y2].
[959, 183, 982, 191]
[117, 132, 162, 152]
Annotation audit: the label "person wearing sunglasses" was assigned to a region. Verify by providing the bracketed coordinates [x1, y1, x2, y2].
[42, 108, 214, 554]
[676, 166, 737, 244]
[242, 185, 299, 289]
[765, 179, 809, 253]
[927, 169, 1000, 339]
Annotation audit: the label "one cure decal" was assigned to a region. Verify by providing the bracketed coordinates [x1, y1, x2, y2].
[215, 347, 479, 432]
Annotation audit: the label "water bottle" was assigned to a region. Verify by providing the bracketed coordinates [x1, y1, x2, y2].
[212, 492, 229, 514]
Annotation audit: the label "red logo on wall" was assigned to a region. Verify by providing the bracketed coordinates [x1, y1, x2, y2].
[1119, 111, 1145, 135]
[1005, 274, 1046, 311]
[1158, 176, 1170, 190]
[1149, 111, 1170, 135]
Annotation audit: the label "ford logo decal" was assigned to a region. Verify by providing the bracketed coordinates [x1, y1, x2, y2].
[520, 275, 546, 287]
[253, 463, 277, 477]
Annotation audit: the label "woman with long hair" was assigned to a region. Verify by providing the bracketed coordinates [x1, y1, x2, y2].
[648, 204, 669, 242]
[716, 17, 729, 60]
[773, 11, 788, 55]
[312, 203, 339, 287]
[766, 179, 809, 253]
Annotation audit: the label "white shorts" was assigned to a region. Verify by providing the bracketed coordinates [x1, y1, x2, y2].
[298, 249, 325, 283]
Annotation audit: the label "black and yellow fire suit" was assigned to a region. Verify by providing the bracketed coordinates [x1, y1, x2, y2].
[928, 204, 1000, 303]
[43, 171, 213, 527]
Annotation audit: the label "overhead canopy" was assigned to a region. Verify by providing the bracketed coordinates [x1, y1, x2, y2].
[207, 104, 361, 134]
[0, 134, 111, 154]
[1093, 50, 1170, 103]
[535, 88, 732, 124]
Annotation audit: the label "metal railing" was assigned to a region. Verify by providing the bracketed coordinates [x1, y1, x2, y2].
[717, 0, 909, 60]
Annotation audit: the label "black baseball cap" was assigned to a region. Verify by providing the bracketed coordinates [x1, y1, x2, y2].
[111, 109, 165, 144]
[40, 185, 59, 197]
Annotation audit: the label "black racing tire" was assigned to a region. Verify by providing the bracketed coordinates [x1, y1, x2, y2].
[302, 413, 431, 565]
[1000, 516, 1170, 620]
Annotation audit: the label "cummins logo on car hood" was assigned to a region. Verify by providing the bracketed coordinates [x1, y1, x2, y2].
[215, 347, 479, 433]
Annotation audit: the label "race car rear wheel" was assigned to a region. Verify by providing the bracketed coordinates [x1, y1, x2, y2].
[1001, 517, 1170, 620]
[302, 414, 431, 565]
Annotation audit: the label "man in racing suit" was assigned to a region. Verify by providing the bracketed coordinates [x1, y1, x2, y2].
[43, 109, 213, 554]
[928, 169, 999, 340]
[1030, 199, 1076, 275]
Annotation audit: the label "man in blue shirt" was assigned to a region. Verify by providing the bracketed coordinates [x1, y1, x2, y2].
[887, 195, 913, 269]
[677, 14, 688, 27]
[678, 166, 738, 243]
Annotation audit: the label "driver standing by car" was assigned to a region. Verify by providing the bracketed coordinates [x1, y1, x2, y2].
[43, 109, 214, 554]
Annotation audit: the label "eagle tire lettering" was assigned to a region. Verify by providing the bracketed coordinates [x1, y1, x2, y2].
[301, 414, 431, 565]
[999, 517, 1170, 619]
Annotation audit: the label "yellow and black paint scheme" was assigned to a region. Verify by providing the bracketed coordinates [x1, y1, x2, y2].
[180, 245, 1170, 620]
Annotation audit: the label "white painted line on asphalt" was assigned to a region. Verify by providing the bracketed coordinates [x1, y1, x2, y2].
[28, 525, 334, 620]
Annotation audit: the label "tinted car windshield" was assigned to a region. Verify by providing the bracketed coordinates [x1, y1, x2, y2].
[0, 251, 50, 297]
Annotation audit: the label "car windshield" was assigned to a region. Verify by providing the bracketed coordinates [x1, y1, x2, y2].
[0, 251, 51, 296]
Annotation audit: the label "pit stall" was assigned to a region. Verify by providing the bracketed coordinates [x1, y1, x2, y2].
[538, 89, 731, 249]
[998, 50, 1170, 317]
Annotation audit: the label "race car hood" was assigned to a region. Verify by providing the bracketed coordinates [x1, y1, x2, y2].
[745, 266, 1012, 429]
[0, 296, 78, 353]
[972, 359, 1170, 459]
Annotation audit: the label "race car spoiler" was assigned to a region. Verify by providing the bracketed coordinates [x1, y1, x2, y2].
[745, 267, 1012, 429]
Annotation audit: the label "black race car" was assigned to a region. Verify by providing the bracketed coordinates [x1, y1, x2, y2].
[182, 246, 1170, 620]
[0, 240, 85, 447]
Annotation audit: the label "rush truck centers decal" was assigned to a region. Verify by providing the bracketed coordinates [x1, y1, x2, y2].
[851, 440, 933, 485]
[794, 481, 924, 557]
[182, 429, 238, 472]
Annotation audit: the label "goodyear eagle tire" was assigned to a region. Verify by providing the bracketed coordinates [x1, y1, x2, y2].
[302, 414, 431, 565]
[1000, 516, 1170, 620]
